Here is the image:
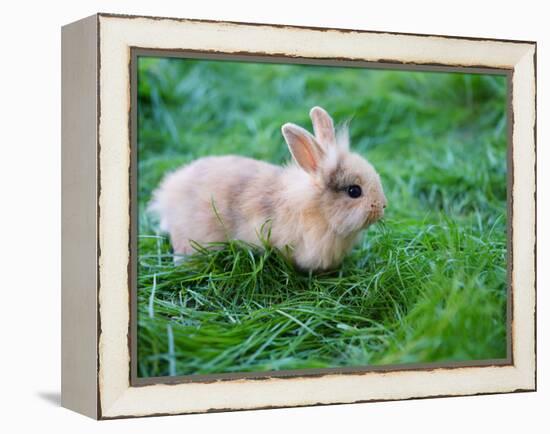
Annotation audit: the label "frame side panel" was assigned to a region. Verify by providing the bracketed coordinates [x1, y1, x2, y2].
[61, 14, 99, 419]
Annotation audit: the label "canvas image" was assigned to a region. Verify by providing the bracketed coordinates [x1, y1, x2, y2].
[135, 56, 508, 378]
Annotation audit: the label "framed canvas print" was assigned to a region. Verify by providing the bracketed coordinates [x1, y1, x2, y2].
[61, 13, 537, 419]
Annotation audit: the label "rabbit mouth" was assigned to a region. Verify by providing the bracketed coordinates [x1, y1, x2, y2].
[363, 210, 383, 228]
[362, 216, 375, 229]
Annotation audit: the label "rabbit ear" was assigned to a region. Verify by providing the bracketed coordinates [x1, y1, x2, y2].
[310, 106, 335, 149]
[335, 120, 350, 151]
[281, 123, 325, 174]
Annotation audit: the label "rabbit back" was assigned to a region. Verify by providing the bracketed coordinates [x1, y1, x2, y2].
[151, 155, 283, 257]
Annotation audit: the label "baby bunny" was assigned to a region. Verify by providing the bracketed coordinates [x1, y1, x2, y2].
[151, 106, 386, 271]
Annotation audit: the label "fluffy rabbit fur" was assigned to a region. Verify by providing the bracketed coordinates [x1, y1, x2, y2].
[151, 106, 386, 271]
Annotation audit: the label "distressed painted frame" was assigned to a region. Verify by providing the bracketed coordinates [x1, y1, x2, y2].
[61, 13, 536, 419]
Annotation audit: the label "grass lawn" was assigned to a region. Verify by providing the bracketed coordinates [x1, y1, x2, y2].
[136, 57, 508, 377]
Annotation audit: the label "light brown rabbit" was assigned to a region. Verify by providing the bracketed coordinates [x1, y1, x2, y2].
[150, 106, 386, 271]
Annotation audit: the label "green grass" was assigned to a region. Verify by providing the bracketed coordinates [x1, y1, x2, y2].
[136, 57, 508, 377]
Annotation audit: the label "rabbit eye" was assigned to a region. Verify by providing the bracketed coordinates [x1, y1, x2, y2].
[347, 185, 362, 199]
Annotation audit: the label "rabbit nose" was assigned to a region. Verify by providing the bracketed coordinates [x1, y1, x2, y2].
[368, 202, 384, 221]
[370, 202, 384, 212]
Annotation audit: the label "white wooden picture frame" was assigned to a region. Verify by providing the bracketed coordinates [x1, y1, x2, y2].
[61, 13, 536, 419]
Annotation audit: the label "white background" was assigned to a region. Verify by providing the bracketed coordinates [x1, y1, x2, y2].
[0, 0, 546, 432]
